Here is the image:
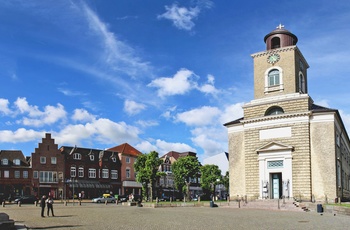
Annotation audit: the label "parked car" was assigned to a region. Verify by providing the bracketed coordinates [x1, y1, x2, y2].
[92, 195, 116, 203]
[14, 195, 39, 204]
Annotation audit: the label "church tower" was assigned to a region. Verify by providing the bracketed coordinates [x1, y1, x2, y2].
[225, 25, 350, 203]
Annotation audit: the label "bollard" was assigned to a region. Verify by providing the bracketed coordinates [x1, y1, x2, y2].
[79, 200, 81, 206]
[2, 202, 5, 207]
[64, 201, 67, 206]
[278, 199, 280, 209]
[105, 200, 108, 205]
[34, 201, 37, 206]
[18, 201, 21, 207]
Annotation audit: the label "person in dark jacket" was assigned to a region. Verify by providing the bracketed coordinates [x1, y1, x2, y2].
[40, 195, 46, 217]
[46, 196, 54, 217]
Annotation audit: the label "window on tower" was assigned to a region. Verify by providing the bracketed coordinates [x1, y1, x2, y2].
[265, 106, 284, 116]
[268, 69, 280, 86]
[271, 37, 280, 49]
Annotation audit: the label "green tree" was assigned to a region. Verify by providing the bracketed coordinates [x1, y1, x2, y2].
[200, 164, 222, 199]
[172, 156, 201, 201]
[134, 151, 164, 202]
[222, 171, 229, 194]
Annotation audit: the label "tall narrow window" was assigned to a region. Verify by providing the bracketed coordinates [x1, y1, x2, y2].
[268, 69, 280, 86]
[298, 73, 306, 93]
[271, 37, 281, 49]
[126, 168, 130, 178]
[111, 170, 118, 179]
[89, 168, 96, 178]
[78, 167, 84, 177]
[102, 169, 109, 178]
[70, 166, 76, 177]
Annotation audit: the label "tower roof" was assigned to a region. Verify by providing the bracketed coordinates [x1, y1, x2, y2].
[264, 24, 298, 50]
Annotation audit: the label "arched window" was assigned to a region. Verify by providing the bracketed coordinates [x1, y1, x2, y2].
[265, 106, 284, 116]
[298, 72, 306, 93]
[271, 37, 280, 49]
[268, 69, 280, 86]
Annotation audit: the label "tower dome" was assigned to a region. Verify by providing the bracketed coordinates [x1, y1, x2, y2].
[264, 24, 298, 50]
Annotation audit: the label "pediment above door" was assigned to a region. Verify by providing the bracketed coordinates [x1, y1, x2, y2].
[256, 142, 294, 154]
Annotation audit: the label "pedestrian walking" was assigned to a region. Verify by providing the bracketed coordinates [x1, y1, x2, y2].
[46, 196, 54, 217]
[40, 195, 46, 217]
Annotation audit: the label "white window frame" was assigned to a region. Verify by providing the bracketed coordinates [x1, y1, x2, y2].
[89, 168, 96, 178]
[78, 167, 84, 177]
[102, 169, 109, 178]
[112, 157, 116, 162]
[126, 157, 130, 163]
[264, 66, 284, 94]
[40, 157, 46, 164]
[73, 153, 81, 160]
[4, 170, 9, 178]
[51, 157, 57, 164]
[23, 171, 28, 179]
[13, 159, 21, 165]
[111, 170, 118, 179]
[39, 171, 58, 183]
[70, 166, 76, 177]
[90, 155, 94, 161]
[15, 171, 20, 178]
[2, 158, 8, 165]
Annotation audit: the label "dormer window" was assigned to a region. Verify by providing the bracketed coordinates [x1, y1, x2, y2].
[2, 158, 8, 165]
[73, 153, 81, 160]
[13, 159, 21, 166]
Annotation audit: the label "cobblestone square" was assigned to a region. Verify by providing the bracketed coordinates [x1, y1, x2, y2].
[2, 202, 350, 230]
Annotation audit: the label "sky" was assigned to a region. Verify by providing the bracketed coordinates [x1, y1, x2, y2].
[1, 0, 350, 162]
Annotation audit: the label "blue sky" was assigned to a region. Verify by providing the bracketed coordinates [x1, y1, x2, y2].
[1, 0, 350, 161]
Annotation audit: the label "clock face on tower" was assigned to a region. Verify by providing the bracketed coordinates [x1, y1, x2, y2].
[267, 53, 280, 64]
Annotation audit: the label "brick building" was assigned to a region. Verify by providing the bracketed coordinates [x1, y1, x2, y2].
[59, 146, 122, 199]
[107, 143, 142, 196]
[225, 25, 350, 202]
[31, 133, 65, 199]
[0, 150, 31, 200]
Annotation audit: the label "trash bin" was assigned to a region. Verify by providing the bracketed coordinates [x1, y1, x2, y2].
[210, 201, 214, 208]
[317, 204, 323, 213]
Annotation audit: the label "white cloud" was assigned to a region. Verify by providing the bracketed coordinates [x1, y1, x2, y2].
[197, 74, 219, 95]
[124, 100, 146, 116]
[82, 3, 151, 78]
[158, 1, 213, 31]
[219, 103, 244, 124]
[154, 139, 196, 155]
[148, 69, 196, 97]
[136, 120, 159, 128]
[55, 118, 140, 146]
[158, 3, 200, 31]
[176, 106, 221, 126]
[14, 97, 67, 127]
[0, 98, 11, 115]
[0, 128, 44, 143]
[72, 109, 96, 122]
[162, 106, 177, 119]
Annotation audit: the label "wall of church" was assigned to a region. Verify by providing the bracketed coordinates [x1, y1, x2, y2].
[241, 117, 312, 201]
[243, 96, 310, 120]
[310, 118, 337, 201]
[227, 127, 245, 200]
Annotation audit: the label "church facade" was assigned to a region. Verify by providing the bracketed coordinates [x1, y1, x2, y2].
[225, 25, 350, 202]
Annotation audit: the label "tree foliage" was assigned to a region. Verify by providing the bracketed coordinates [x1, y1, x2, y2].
[200, 164, 222, 197]
[134, 151, 164, 201]
[222, 171, 229, 192]
[172, 156, 201, 201]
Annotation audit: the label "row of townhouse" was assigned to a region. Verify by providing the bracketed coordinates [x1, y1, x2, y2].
[0, 133, 142, 200]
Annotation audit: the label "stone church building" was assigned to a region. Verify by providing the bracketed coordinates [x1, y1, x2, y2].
[224, 25, 350, 202]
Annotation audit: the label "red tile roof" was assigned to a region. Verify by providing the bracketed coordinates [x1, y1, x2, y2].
[107, 143, 142, 157]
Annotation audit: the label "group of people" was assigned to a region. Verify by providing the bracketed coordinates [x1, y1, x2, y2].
[40, 195, 54, 217]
